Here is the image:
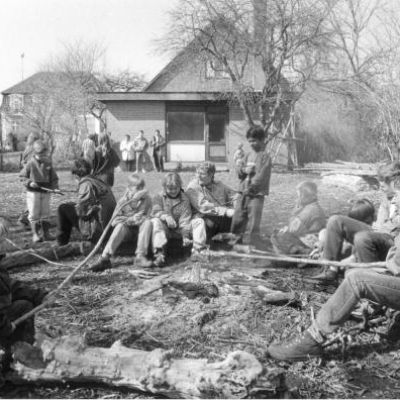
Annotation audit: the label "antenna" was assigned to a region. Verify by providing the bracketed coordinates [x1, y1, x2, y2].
[21, 53, 25, 81]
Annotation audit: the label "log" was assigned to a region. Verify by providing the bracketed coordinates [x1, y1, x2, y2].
[9, 335, 283, 398]
[2, 242, 93, 270]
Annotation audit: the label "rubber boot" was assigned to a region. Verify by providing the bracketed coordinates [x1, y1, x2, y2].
[41, 221, 54, 241]
[31, 222, 42, 243]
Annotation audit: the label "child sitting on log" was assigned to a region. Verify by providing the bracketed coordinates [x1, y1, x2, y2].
[19, 140, 59, 243]
[56, 159, 116, 246]
[271, 181, 326, 255]
[0, 218, 47, 383]
[150, 172, 192, 267]
[90, 173, 153, 272]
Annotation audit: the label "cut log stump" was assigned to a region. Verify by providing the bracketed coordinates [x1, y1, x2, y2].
[3, 242, 93, 270]
[9, 335, 284, 398]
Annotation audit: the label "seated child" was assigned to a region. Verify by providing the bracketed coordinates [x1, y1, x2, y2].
[90, 174, 153, 272]
[56, 159, 116, 246]
[271, 181, 326, 255]
[151, 172, 192, 267]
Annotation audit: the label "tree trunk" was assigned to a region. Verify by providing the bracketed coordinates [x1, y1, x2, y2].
[9, 335, 284, 398]
[3, 242, 92, 270]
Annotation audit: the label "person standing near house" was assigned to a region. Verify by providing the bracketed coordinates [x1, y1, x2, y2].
[19, 140, 59, 243]
[92, 133, 120, 187]
[134, 130, 151, 173]
[150, 130, 166, 172]
[231, 125, 272, 248]
[120, 134, 135, 172]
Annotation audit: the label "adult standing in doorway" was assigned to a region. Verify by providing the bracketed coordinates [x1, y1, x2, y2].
[150, 130, 166, 172]
[120, 134, 135, 171]
[92, 133, 120, 187]
[134, 130, 150, 173]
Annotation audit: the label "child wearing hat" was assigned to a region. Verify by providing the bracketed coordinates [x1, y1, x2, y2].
[19, 140, 59, 243]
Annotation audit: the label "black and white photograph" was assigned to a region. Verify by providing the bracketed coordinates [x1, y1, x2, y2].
[2, 0, 400, 398]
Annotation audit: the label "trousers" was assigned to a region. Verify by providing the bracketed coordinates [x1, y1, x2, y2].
[311, 269, 400, 337]
[102, 219, 152, 258]
[27, 191, 50, 223]
[324, 215, 393, 262]
[231, 194, 264, 245]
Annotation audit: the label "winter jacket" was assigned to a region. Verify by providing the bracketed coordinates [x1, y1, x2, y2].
[19, 157, 58, 192]
[92, 148, 120, 187]
[287, 201, 326, 236]
[185, 179, 236, 217]
[114, 189, 152, 227]
[75, 176, 116, 229]
[151, 191, 192, 239]
[237, 147, 272, 196]
[374, 192, 400, 236]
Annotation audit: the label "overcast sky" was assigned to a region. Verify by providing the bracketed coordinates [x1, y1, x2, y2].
[0, 0, 177, 93]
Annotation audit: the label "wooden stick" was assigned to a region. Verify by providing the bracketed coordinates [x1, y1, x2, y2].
[208, 250, 387, 269]
[12, 198, 136, 327]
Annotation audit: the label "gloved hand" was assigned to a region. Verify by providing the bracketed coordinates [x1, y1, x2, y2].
[164, 215, 177, 229]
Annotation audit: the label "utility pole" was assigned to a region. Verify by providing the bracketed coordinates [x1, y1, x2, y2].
[21, 53, 25, 81]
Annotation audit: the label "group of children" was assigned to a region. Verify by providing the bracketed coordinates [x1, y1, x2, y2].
[4, 124, 400, 369]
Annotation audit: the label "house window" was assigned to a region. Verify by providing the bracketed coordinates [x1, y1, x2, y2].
[10, 94, 24, 111]
[167, 110, 204, 142]
[205, 60, 230, 79]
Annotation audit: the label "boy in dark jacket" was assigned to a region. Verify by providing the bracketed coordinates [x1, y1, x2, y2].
[19, 140, 59, 243]
[56, 159, 117, 246]
[231, 126, 272, 247]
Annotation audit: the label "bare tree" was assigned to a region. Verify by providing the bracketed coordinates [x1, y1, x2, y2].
[161, 0, 333, 140]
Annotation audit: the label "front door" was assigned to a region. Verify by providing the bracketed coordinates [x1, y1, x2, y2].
[207, 106, 227, 162]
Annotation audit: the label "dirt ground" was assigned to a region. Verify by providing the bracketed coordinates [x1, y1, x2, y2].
[2, 169, 400, 399]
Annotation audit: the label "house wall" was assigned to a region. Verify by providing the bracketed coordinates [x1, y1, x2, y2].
[103, 100, 258, 167]
[105, 101, 166, 145]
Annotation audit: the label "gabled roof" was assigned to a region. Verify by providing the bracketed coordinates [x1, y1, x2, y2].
[1, 72, 62, 95]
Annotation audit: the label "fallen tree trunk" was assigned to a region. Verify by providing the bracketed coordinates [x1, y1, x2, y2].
[9, 335, 284, 398]
[2, 242, 93, 270]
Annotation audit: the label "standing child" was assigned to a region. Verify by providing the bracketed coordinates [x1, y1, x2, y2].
[20, 140, 58, 243]
[231, 126, 272, 247]
[233, 143, 245, 168]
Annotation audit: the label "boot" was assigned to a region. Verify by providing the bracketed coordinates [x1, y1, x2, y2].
[31, 222, 42, 243]
[268, 330, 323, 361]
[135, 255, 153, 268]
[41, 221, 54, 241]
[153, 250, 166, 268]
[309, 267, 338, 283]
[90, 257, 112, 272]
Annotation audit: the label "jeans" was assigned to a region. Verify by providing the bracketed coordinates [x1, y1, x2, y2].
[191, 216, 231, 249]
[231, 194, 264, 245]
[324, 215, 393, 262]
[151, 218, 182, 250]
[312, 269, 400, 337]
[102, 219, 152, 258]
[153, 151, 164, 172]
